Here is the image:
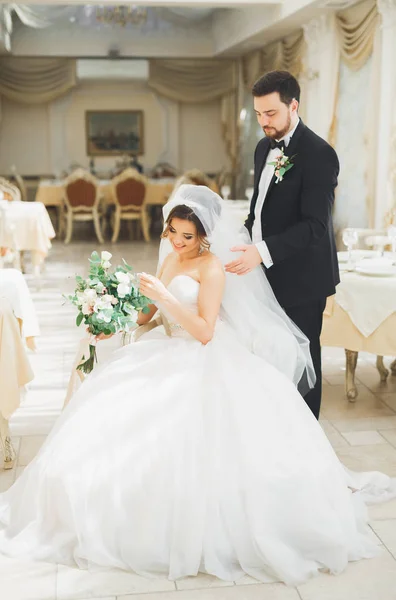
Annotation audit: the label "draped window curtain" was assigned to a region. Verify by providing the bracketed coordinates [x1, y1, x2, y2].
[333, 0, 380, 229]
[0, 57, 77, 104]
[148, 59, 239, 168]
[242, 31, 305, 91]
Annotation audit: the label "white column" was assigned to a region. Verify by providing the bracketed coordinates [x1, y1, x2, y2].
[375, 0, 396, 227]
[0, 5, 12, 53]
[302, 13, 340, 142]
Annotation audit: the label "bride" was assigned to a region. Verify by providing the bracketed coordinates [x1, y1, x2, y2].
[0, 184, 395, 586]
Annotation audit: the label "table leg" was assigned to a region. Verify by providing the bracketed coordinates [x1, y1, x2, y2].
[391, 359, 396, 376]
[345, 349, 358, 402]
[376, 356, 390, 382]
[0, 413, 16, 470]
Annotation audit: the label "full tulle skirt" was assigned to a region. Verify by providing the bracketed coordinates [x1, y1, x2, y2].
[0, 322, 395, 586]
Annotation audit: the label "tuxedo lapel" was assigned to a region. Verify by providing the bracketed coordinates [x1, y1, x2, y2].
[282, 119, 306, 160]
[249, 137, 271, 217]
[263, 120, 306, 205]
[256, 138, 271, 188]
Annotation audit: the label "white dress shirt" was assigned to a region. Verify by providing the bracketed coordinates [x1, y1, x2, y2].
[252, 119, 300, 268]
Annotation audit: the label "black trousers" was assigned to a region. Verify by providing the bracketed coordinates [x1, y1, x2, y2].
[284, 298, 327, 420]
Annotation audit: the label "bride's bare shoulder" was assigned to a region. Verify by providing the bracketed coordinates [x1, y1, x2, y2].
[200, 253, 224, 279]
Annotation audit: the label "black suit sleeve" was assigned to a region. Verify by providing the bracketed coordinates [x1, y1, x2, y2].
[244, 141, 261, 233]
[264, 144, 339, 264]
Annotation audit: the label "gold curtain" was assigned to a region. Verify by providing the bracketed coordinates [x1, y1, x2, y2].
[149, 59, 238, 166]
[336, 0, 379, 71]
[148, 59, 237, 103]
[242, 30, 305, 89]
[0, 57, 76, 104]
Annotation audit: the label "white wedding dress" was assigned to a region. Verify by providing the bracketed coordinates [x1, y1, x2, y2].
[0, 274, 395, 586]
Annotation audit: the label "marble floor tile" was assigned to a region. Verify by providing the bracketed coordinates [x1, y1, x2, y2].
[80, 598, 115, 600]
[118, 584, 300, 600]
[176, 574, 234, 590]
[320, 420, 349, 448]
[0, 469, 16, 492]
[18, 435, 47, 466]
[335, 444, 396, 476]
[0, 555, 57, 600]
[380, 393, 396, 413]
[371, 520, 396, 559]
[297, 550, 396, 600]
[320, 386, 394, 420]
[235, 575, 262, 585]
[369, 498, 396, 521]
[380, 429, 396, 449]
[330, 416, 396, 433]
[56, 565, 176, 600]
[341, 430, 388, 446]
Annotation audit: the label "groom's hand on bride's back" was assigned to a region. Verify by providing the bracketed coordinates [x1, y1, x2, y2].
[225, 245, 262, 275]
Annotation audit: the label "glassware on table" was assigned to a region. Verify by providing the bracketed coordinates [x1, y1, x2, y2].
[245, 187, 254, 201]
[388, 224, 396, 264]
[221, 185, 230, 200]
[342, 228, 359, 270]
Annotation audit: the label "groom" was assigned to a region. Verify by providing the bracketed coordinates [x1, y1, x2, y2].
[225, 70, 340, 419]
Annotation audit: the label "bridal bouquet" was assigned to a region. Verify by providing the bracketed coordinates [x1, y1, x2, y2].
[64, 250, 150, 374]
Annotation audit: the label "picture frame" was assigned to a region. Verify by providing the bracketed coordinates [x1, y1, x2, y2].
[85, 110, 144, 156]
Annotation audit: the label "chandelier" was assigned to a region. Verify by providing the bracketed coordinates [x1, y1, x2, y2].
[95, 5, 147, 27]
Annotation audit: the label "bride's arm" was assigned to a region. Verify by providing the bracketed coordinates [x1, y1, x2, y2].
[136, 304, 158, 326]
[139, 260, 225, 345]
[136, 256, 171, 326]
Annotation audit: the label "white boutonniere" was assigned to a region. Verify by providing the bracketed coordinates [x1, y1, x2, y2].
[268, 150, 296, 183]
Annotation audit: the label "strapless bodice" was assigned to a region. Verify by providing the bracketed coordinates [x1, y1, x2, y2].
[161, 275, 200, 338]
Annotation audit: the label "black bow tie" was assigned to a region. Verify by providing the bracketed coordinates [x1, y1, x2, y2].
[269, 139, 285, 151]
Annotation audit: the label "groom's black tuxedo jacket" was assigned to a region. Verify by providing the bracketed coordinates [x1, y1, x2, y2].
[245, 120, 340, 308]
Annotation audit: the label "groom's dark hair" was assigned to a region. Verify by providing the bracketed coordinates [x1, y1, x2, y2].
[252, 70, 300, 105]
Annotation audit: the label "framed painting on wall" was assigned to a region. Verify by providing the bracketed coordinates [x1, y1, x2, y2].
[85, 110, 144, 156]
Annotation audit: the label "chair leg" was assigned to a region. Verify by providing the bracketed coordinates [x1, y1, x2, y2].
[20, 251, 26, 273]
[93, 210, 104, 244]
[376, 356, 389, 382]
[64, 213, 73, 244]
[0, 413, 16, 470]
[390, 359, 396, 376]
[13, 250, 22, 271]
[111, 209, 121, 243]
[127, 220, 134, 240]
[100, 214, 107, 239]
[57, 206, 64, 238]
[141, 210, 151, 243]
[345, 349, 358, 402]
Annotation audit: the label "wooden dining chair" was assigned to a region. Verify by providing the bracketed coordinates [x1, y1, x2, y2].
[111, 168, 150, 242]
[62, 169, 104, 244]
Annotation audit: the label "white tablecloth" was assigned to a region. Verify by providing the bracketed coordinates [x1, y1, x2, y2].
[335, 269, 396, 337]
[0, 297, 34, 420]
[0, 200, 55, 261]
[0, 268, 40, 341]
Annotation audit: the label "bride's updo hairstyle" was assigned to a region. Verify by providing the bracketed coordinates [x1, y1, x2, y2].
[162, 185, 222, 252]
[162, 204, 210, 251]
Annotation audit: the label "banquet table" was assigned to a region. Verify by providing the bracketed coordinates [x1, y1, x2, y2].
[36, 177, 176, 208]
[0, 268, 40, 349]
[321, 255, 396, 400]
[0, 297, 34, 429]
[0, 199, 55, 271]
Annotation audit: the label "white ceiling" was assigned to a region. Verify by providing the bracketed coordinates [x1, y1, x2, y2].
[0, 1, 356, 58]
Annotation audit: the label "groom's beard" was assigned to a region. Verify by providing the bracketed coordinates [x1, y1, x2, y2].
[263, 113, 291, 140]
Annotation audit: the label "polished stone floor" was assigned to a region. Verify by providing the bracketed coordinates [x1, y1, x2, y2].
[1, 239, 396, 600]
